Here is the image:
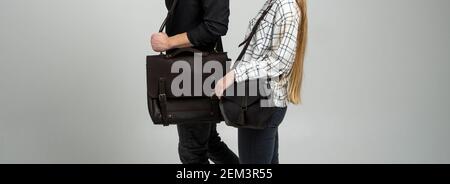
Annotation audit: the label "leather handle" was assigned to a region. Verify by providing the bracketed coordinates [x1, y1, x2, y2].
[159, 0, 179, 33]
[166, 48, 207, 58]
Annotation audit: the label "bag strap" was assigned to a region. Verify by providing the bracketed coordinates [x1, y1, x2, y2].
[158, 78, 170, 126]
[235, 1, 275, 63]
[234, 1, 274, 112]
[215, 38, 224, 52]
[158, 0, 179, 33]
[158, 0, 223, 53]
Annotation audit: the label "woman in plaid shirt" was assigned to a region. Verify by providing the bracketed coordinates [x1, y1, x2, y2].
[215, 0, 308, 164]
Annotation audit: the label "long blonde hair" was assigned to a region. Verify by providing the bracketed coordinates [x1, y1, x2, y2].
[288, 0, 308, 104]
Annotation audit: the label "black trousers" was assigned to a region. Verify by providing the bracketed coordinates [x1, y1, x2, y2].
[177, 122, 239, 164]
[238, 107, 287, 164]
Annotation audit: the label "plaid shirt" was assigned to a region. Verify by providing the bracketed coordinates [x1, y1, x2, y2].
[233, 0, 301, 107]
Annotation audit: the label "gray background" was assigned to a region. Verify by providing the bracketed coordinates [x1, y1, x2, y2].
[1, 0, 449, 164]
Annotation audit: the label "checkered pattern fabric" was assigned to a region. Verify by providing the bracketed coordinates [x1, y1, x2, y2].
[233, 0, 301, 107]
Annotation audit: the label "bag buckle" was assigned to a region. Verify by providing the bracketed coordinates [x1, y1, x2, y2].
[159, 93, 167, 102]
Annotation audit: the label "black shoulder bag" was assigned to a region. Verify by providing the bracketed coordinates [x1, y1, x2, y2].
[219, 2, 279, 130]
[147, 0, 230, 126]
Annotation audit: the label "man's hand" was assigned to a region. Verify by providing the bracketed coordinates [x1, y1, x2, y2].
[151, 32, 193, 52]
[151, 32, 171, 52]
[215, 70, 236, 98]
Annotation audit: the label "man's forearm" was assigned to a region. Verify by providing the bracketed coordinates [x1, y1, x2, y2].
[168, 33, 193, 49]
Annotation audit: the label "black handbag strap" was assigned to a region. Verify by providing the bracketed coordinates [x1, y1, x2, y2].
[158, 0, 223, 53]
[233, 1, 275, 112]
[215, 38, 224, 52]
[235, 1, 275, 63]
[158, 0, 179, 33]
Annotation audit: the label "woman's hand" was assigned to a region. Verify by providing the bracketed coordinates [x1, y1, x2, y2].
[215, 70, 236, 98]
[151, 32, 171, 52]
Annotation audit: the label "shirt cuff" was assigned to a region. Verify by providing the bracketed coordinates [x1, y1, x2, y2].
[186, 31, 200, 47]
[233, 65, 249, 83]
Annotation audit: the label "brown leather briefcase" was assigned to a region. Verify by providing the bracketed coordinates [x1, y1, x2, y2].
[146, 0, 230, 126]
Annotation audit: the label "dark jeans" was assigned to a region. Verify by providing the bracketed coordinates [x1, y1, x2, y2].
[238, 107, 287, 164]
[177, 122, 239, 164]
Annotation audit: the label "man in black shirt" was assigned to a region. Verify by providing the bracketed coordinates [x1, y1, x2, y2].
[150, 0, 238, 164]
[152, 0, 229, 52]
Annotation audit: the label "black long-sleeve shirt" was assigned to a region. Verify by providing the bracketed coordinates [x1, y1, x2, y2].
[164, 0, 230, 51]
